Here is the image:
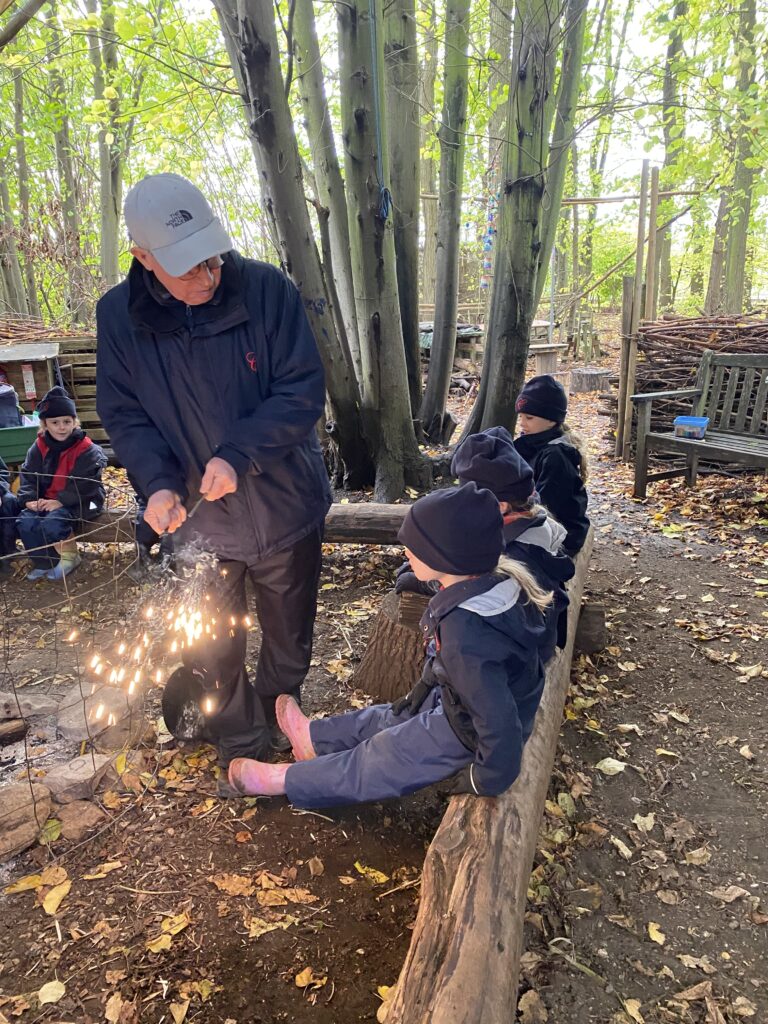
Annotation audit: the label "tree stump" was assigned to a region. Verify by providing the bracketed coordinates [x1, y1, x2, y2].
[574, 600, 607, 654]
[570, 366, 612, 393]
[352, 591, 430, 704]
[0, 719, 28, 745]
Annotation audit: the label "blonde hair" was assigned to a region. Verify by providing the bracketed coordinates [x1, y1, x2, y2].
[561, 422, 588, 483]
[502, 495, 550, 517]
[495, 555, 553, 613]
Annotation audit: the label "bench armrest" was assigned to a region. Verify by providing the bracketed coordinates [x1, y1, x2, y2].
[631, 387, 701, 404]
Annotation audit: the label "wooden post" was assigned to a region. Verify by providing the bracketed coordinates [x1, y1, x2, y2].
[614, 274, 635, 456]
[387, 531, 594, 1024]
[621, 160, 650, 462]
[644, 166, 660, 322]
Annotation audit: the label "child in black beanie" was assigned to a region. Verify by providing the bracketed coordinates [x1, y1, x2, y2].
[227, 483, 553, 807]
[514, 375, 589, 556]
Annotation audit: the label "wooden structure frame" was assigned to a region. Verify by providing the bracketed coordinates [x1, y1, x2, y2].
[632, 350, 768, 498]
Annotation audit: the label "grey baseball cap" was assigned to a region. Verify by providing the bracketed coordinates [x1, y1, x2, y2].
[124, 173, 232, 277]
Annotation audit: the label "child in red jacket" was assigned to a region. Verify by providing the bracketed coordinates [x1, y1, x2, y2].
[15, 387, 107, 581]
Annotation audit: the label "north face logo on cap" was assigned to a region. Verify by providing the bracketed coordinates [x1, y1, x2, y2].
[165, 209, 193, 228]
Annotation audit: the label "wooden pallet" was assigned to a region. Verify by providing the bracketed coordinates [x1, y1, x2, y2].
[56, 337, 109, 445]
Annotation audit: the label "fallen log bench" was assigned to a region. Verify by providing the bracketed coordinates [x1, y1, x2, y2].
[385, 528, 594, 1024]
[79, 502, 410, 546]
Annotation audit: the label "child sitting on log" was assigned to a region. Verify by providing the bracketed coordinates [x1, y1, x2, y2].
[228, 482, 553, 807]
[13, 386, 107, 581]
[513, 374, 590, 556]
[451, 426, 575, 660]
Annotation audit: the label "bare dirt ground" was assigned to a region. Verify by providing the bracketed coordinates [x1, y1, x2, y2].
[1, 343, 767, 1023]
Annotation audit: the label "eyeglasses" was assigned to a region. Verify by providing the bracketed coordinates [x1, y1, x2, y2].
[177, 255, 224, 282]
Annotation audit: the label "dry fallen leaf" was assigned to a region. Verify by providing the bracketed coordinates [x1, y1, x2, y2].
[354, 861, 389, 884]
[677, 954, 716, 975]
[685, 846, 712, 867]
[208, 873, 255, 897]
[732, 995, 757, 1017]
[675, 980, 713, 1002]
[247, 914, 297, 939]
[146, 933, 173, 954]
[739, 744, 755, 761]
[517, 989, 549, 1023]
[4, 872, 43, 894]
[42, 880, 72, 916]
[307, 856, 324, 877]
[632, 812, 655, 833]
[256, 889, 287, 907]
[295, 966, 327, 990]
[40, 865, 68, 886]
[610, 836, 634, 861]
[656, 889, 680, 905]
[623, 999, 645, 1024]
[595, 757, 627, 776]
[709, 885, 748, 903]
[170, 1000, 190, 1024]
[83, 860, 122, 880]
[647, 922, 666, 945]
[37, 980, 66, 1006]
[339, 876, 356, 885]
[616, 723, 643, 736]
[105, 992, 123, 1023]
[655, 748, 680, 759]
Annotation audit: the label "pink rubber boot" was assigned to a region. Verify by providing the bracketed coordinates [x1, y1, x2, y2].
[228, 758, 289, 796]
[276, 695, 316, 762]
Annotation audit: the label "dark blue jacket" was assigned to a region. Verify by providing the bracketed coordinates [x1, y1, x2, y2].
[96, 252, 332, 563]
[503, 512, 574, 659]
[514, 426, 589, 555]
[0, 455, 10, 498]
[416, 574, 547, 797]
[17, 430, 106, 518]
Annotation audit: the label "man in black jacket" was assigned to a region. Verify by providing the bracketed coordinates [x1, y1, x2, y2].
[96, 174, 332, 769]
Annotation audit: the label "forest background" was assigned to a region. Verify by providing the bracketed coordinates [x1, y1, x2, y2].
[0, 0, 766, 496]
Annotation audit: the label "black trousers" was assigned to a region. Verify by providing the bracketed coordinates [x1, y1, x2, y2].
[183, 527, 323, 762]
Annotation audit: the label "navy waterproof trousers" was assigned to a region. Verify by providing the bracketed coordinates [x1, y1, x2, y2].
[17, 506, 76, 568]
[285, 689, 472, 809]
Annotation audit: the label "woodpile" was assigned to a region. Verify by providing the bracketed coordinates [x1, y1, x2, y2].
[601, 315, 768, 433]
[0, 316, 84, 343]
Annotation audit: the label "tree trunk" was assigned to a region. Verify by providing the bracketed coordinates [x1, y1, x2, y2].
[488, 0, 512, 179]
[723, 0, 757, 315]
[0, 161, 29, 316]
[0, 0, 45, 51]
[418, 0, 438, 306]
[13, 75, 40, 318]
[212, 0, 374, 488]
[465, 0, 588, 435]
[337, 0, 429, 499]
[388, 531, 594, 1024]
[656, 0, 687, 312]
[705, 189, 729, 314]
[384, 0, 422, 416]
[420, 0, 471, 441]
[292, 0, 361, 380]
[86, 0, 122, 290]
[353, 590, 429, 703]
[47, 4, 90, 324]
[688, 200, 705, 300]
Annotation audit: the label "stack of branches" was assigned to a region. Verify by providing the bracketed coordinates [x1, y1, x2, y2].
[0, 316, 88, 344]
[602, 315, 768, 432]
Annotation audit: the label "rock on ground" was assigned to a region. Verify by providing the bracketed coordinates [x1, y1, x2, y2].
[0, 783, 52, 861]
[0, 690, 61, 720]
[57, 800, 105, 841]
[43, 753, 112, 803]
[56, 682, 141, 743]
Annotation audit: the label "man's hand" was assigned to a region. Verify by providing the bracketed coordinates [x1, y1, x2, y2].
[200, 457, 238, 502]
[38, 499, 63, 512]
[145, 490, 186, 534]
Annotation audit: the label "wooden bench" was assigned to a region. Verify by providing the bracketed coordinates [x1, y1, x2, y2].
[632, 351, 768, 498]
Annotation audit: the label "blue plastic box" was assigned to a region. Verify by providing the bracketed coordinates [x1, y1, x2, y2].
[674, 415, 709, 439]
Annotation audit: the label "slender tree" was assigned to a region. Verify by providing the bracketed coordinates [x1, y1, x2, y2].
[420, 0, 471, 441]
[418, 0, 438, 306]
[13, 73, 40, 317]
[384, 0, 422, 414]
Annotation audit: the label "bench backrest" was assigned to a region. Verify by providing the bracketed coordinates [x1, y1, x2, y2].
[695, 351, 768, 436]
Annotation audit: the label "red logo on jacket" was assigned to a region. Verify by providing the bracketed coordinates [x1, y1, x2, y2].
[245, 352, 257, 373]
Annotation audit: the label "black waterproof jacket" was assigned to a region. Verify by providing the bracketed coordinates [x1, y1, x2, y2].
[96, 252, 332, 563]
[514, 427, 589, 554]
[402, 573, 547, 797]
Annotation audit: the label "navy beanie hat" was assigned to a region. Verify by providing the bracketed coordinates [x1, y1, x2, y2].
[515, 374, 567, 423]
[37, 386, 76, 420]
[451, 426, 534, 503]
[397, 482, 503, 576]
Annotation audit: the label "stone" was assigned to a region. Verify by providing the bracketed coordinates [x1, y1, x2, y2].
[57, 800, 105, 841]
[0, 782, 52, 861]
[43, 753, 112, 804]
[0, 719, 28, 745]
[0, 690, 61, 720]
[102, 749, 148, 788]
[56, 682, 140, 743]
[574, 601, 608, 655]
[94, 711, 152, 753]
